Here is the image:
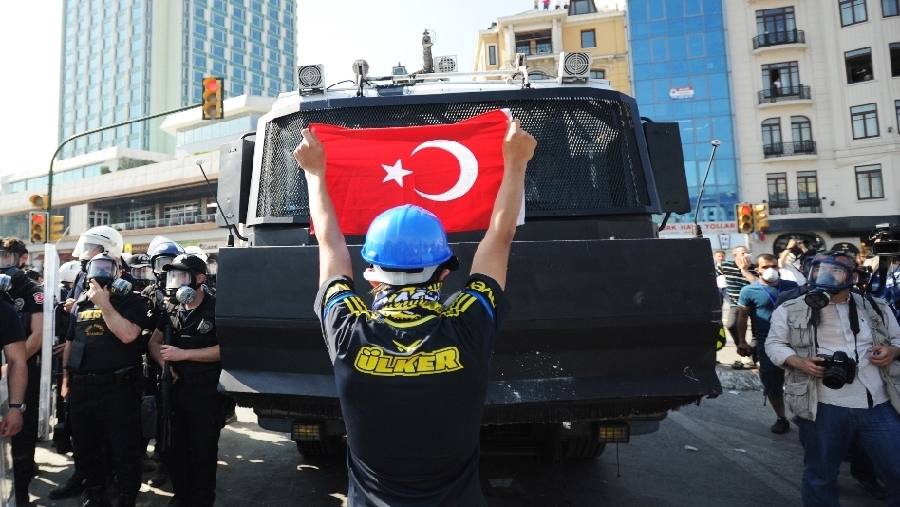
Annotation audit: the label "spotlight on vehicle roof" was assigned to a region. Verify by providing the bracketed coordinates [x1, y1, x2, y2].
[352, 60, 369, 78]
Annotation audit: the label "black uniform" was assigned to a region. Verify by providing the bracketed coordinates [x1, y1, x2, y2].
[156, 292, 222, 507]
[67, 290, 147, 504]
[315, 275, 510, 507]
[0, 295, 26, 344]
[7, 270, 43, 502]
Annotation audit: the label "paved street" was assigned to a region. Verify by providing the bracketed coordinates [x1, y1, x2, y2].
[23, 383, 884, 507]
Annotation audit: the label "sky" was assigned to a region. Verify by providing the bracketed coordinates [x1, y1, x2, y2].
[0, 0, 623, 177]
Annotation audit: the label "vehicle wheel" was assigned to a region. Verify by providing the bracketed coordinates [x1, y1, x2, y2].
[296, 435, 343, 458]
[561, 438, 606, 459]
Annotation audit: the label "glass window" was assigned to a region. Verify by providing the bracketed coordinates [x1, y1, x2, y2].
[791, 116, 812, 142]
[194, 21, 207, 37]
[213, 29, 226, 43]
[767, 173, 788, 204]
[756, 7, 796, 36]
[233, 20, 245, 33]
[581, 29, 596, 48]
[762, 118, 782, 153]
[234, 67, 245, 80]
[884, 0, 900, 16]
[194, 54, 206, 67]
[845, 47, 873, 83]
[233, 37, 246, 50]
[232, 82, 244, 96]
[797, 171, 818, 203]
[212, 13, 225, 27]
[687, 34, 704, 57]
[488, 45, 497, 66]
[212, 44, 225, 58]
[194, 38, 205, 51]
[251, 29, 262, 42]
[839, 0, 868, 26]
[850, 103, 879, 139]
[891, 42, 900, 76]
[164, 202, 200, 220]
[268, 63, 279, 76]
[252, 15, 263, 28]
[232, 51, 244, 65]
[251, 59, 262, 71]
[856, 164, 883, 199]
[589, 69, 605, 79]
[896, 100, 900, 131]
[234, 6, 245, 19]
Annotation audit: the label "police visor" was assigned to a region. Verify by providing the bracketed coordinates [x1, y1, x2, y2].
[86, 257, 119, 282]
[0, 250, 19, 270]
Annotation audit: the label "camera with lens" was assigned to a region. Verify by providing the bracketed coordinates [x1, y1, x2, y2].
[869, 223, 900, 256]
[816, 351, 857, 389]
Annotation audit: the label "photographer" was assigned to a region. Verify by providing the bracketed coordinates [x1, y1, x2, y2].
[765, 251, 900, 506]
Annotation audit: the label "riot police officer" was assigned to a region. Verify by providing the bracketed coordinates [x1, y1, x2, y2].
[63, 253, 147, 507]
[1, 237, 44, 506]
[149, 254, 221, 507]
[142, 239, 184, 488]
[52, 226, 124, 501]
[0, 276, 29, 444]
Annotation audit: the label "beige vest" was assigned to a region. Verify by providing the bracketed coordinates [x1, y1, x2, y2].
[780, 293, 900, 421]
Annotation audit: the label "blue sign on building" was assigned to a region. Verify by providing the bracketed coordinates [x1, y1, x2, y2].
[628, 0, 739, 222]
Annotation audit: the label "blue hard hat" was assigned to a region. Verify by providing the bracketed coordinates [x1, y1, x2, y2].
[361, 205, 452, 269]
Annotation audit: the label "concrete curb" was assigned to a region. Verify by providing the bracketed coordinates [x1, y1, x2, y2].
[715, 364, 763, 391]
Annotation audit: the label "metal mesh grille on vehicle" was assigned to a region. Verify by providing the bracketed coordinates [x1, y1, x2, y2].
[256, 96, 650, 220]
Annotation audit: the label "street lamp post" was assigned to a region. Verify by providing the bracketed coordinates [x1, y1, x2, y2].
[44, 102, 202, 242]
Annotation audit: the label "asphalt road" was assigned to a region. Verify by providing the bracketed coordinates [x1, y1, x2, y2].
[24, 394, 883, 507]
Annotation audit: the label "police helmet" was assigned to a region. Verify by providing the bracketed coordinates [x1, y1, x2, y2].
[72, 226, 123, 261]
[128, 254, 154, 283]
[184, 246, 209, 263]
[58, 260, 81, 284]
[149, 240, 185, 274]
[0, 246, 19, 275]
[361, 205, 453, 285]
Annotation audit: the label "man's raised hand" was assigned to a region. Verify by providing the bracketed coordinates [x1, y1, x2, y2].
[502, 119, 536, 171]
[293, 128, 327, 177]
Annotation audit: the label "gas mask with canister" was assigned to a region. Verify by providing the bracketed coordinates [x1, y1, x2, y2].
[804, 254, 856, 309]
[162, 254, 207, 305]
[85, 253, 132, 296]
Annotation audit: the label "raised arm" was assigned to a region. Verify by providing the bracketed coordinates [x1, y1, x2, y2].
[293, 128, 353, 287]
[470, 119, 536, 289]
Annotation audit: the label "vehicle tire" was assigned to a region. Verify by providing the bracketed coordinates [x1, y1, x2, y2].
[295, 435, 343, 458]
[561, 438, 607, 459]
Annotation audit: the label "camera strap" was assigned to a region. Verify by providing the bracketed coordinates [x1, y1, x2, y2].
[810, 295, 860, 365]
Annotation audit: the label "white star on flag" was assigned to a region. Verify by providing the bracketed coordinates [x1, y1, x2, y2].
[382, 160, 413, 187]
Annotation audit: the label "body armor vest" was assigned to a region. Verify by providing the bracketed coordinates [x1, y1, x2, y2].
[162, 294, 220, 378]
[70, 294, 142, 373]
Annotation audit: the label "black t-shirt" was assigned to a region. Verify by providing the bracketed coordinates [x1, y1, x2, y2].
[9, 271, 43, 336]
[0, 298, 26, 347]
[315, 274, 511, 507]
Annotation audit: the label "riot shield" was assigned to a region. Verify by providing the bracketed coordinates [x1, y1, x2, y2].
[38, 244, 58, 440]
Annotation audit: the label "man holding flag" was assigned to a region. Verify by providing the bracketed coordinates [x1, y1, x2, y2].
[294, 113, 535, 506]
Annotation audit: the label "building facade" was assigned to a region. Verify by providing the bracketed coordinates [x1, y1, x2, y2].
[58, 0, 295, 159]
[0, 96, 275, 262]
[473, 1, 631, 94]
[725, 0, 900, 255]
[627, 0, 740, 223]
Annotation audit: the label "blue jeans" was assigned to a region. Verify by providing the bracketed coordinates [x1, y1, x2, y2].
[798, 402, 900, 506]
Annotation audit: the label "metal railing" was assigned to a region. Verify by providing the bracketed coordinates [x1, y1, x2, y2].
[768, 199, 822, 215]
[763, 140, 817, 158]
[752, 29, 805, 49]
[110, 213, 217, 232]
[757, 84, 812, 104]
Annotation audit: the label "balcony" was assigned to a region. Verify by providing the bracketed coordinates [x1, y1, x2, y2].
[110, 213, 217, 232]
[752, 29, 806, 50]
[763, 140, 817, 159]
[768, 199, 822, 215]
[757, 84, 812, 106]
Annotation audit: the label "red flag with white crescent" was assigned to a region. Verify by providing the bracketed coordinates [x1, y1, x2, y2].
[309, 108, 520, 235]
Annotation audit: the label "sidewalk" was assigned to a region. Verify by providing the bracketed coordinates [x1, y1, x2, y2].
[715, 341, 763, 391]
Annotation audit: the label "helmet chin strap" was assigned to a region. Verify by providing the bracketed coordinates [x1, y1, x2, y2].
[363, 265, 440, 286]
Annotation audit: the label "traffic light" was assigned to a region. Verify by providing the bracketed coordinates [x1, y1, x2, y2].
[29, 212, 48, 244]
[29, 194, 49, 209]
[201, 77, 224, 120]
[753, 204, 769, 231]
[49, 215, 66, 241]
[735, 203, 754, 234]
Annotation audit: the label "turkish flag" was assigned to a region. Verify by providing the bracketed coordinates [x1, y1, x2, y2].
[309, 108, 520, 235]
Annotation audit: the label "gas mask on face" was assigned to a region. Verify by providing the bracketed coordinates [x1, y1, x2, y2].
[85, 254, 121, 290]
[760, 267, 780, 283]
[804, 255, 855, 309]
[165, 269, 198, 303]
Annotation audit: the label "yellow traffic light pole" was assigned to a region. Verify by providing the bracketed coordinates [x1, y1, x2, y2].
[44, 102, 203, 243]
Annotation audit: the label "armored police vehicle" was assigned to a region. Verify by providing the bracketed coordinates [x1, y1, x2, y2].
[215, 48, 722, 459]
